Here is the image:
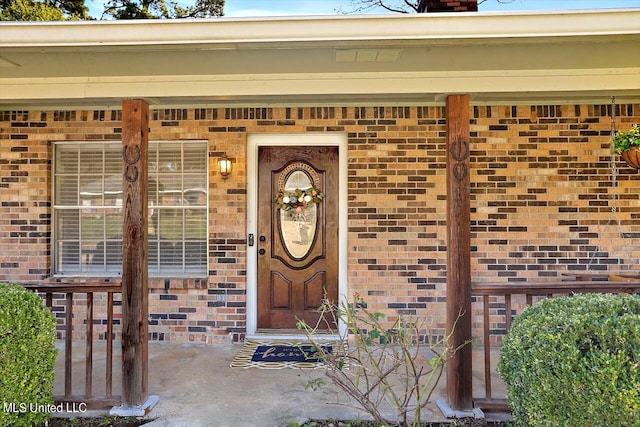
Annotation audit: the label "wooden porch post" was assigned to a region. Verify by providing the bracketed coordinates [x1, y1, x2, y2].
[445, 94, 473, 411]
[120, 99, 150, 409]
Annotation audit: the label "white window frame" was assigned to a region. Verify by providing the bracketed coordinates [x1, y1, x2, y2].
[52, 140, 209, 278]
[245, 133, 348, 338]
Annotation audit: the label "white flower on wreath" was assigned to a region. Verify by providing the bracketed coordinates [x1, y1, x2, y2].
[275, 186, 325, 220]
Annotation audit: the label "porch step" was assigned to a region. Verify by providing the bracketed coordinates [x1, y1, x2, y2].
[249, 329, 341, 342]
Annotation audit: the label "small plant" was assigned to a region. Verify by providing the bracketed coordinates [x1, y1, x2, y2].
[498, 293, 640, 427]
[0, 283, 57, 427]
[611, 124, 640, 154]
[297, 295, 463, 427]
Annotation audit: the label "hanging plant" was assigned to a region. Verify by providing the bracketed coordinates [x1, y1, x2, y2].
[275, 187, 324, 220]
[611, 124, 640, 169]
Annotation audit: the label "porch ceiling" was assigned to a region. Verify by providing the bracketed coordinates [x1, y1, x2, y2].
[1, 9, 639, 109]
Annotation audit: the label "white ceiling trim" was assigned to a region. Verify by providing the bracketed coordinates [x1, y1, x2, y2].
[2, 68, 638, 105]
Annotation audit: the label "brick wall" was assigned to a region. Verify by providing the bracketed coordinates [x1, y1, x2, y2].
[1, 104, 638, 344]
[1, 111, 53, 281]
[426, 0, 478, 12]
[471, 105, 640, 281]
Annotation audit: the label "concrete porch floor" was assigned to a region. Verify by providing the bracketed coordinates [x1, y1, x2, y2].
[53, 341, 508, 427]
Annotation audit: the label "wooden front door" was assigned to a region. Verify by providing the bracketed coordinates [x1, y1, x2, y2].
[257, 146, 338, 329]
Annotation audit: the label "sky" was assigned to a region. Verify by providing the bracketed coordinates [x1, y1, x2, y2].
[223, 0, 640, 17]
[87, 0, 640, 19]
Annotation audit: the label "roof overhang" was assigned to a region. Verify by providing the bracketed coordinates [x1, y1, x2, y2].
[1, 9, 639, 109]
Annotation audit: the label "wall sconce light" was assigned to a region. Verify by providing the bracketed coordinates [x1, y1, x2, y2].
[218, 154, 232, 179]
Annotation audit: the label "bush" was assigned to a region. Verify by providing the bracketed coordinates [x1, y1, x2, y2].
[498, 293, 640, 427]
[0, 283, 57, 427]
[297, 296, 459, 427]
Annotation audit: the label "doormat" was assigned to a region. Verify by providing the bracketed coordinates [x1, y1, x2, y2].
[230, 340, 341, 369]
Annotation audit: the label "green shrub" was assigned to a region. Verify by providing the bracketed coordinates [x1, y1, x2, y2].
[498, 293, 640, 427]
[0, 283, 57, 427]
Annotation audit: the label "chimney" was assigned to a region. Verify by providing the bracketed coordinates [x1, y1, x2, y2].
[425, 1, 478, 12]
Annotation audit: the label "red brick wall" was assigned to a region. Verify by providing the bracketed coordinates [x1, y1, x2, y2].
[426, 0, 478, 12]
[471, 105, 639, 279]
[1, 104, 638, 344]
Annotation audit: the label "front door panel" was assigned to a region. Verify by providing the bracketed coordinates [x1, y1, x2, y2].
[257, 146, 338, 329]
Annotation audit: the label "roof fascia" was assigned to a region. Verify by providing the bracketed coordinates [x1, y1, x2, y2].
[1, 9, 639, 49]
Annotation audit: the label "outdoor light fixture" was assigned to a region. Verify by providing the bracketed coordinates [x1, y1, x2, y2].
[218, 154, 232, 179]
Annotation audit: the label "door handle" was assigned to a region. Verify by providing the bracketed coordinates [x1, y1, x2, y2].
[258, 249, 266, 255]
[259, 235, 266, 242]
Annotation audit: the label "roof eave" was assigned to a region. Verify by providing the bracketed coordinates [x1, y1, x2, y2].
[1, 8, 639, 49]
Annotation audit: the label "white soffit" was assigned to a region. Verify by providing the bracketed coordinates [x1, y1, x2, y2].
[335, 49, 402, 62]
[1, 9, 639, 108]
[0, 56, 19, 67]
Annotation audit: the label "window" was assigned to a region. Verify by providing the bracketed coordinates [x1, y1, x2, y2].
[53, 141, 208, 276]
